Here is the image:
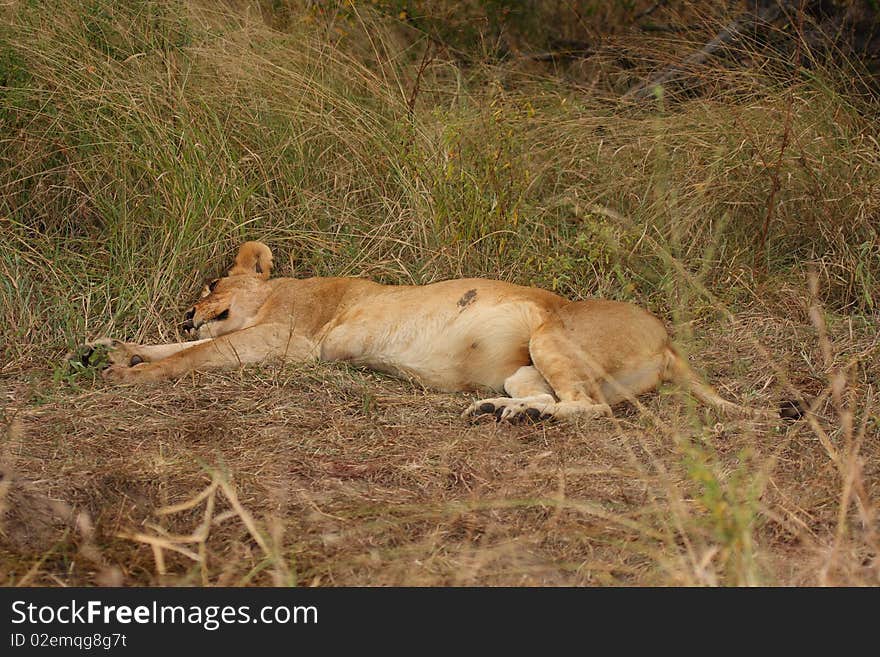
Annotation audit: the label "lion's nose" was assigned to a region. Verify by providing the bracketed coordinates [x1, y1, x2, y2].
[181, 308, 195, 331]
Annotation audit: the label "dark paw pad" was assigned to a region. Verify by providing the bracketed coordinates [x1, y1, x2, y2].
[476, 402, 496, 416]
[69, 343, 111, 370]
[77, 346, 95, 367]
[505, 408, 550, 424]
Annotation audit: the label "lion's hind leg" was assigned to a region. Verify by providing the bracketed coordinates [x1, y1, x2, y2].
[522, 302, 669, 421]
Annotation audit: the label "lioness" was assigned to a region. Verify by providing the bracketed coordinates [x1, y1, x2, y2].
[76, 241, 781, 422]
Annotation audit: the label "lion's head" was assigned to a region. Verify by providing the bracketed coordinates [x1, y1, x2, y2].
[182, 241, 274, 339]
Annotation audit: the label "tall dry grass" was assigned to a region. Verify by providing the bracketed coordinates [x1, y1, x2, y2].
[2, 0, 877, 367]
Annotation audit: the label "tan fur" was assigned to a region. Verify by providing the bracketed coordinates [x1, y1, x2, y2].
[82, 242, 775, 421]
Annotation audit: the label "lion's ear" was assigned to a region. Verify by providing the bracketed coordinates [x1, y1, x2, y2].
[229, 241, 273, 279]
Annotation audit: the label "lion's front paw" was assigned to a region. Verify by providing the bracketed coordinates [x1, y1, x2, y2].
[462, 395, 556, 423]
[101, 362, 153, 383]
[67, 338, 146, 371]
[101, 363, 131, 382]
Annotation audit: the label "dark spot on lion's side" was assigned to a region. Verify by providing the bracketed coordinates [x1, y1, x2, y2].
[457, 289, 477, 310]
[130, 355, 143, 366]
[470, 341, 479, 350]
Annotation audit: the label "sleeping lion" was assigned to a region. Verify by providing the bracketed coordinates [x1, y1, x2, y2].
[73, 241, 789, 422]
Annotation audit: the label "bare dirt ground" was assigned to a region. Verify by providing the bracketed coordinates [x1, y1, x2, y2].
[1, 306, 878, 586]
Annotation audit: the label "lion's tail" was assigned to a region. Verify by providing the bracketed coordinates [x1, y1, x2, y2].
[662, 346, 792, 420]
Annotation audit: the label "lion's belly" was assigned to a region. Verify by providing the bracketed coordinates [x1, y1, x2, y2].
[319, 290, 548, 392]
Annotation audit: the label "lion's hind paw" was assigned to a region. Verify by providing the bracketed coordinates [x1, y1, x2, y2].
[462, 396, 556, 424]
